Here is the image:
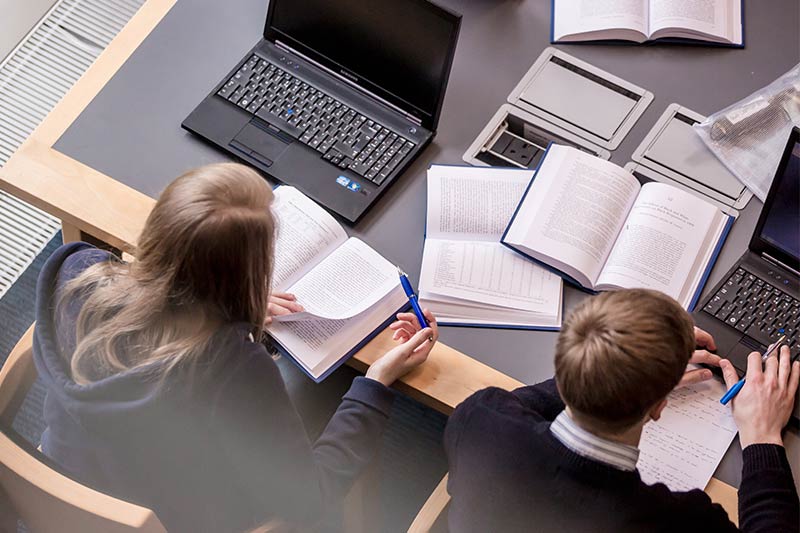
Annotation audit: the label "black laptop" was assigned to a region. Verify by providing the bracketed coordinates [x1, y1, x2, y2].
[182, 0, 461, 223]
[694, 126, 800, 421]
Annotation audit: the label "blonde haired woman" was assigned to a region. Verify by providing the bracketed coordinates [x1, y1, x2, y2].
[33, 164, 437, 532]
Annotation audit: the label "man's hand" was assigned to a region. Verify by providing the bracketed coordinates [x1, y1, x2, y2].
[264, 292, 304, 325]
[678, 327, 721, 387]
[720, 345, 800, 448]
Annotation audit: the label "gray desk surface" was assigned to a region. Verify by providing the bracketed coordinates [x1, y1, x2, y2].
[55, 0, 800, 490]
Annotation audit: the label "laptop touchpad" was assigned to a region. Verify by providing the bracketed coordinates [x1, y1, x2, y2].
[230, 121, 290, 166]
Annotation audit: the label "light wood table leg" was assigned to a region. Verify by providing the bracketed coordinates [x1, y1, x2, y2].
[61, 221, 83, 243]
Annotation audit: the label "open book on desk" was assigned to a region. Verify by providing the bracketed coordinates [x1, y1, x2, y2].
[267, 186, 408, 382]
[551, 0, 743, 47]
[419, 165, 563, 329]
[502, 145, 734, 310]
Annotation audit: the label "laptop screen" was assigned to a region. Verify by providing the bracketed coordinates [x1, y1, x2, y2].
[752, 128, 800, 272]
[265, 0, 460, 130]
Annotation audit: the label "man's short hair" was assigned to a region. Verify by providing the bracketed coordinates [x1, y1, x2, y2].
[555, 289, 695, 432]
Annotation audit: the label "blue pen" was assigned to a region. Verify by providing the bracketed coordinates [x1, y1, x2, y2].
[398, 267, 429, 330]
[720, 335, 785, 405]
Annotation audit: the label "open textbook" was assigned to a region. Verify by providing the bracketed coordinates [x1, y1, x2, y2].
[639, 372, 738, 492]
[502, 145, 734, 310]
[419, 165, 563, 329]
[267, 186, 408, 382]
[551, 0, 743, 47]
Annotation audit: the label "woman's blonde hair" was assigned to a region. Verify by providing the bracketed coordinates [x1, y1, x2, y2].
[60, 163, 276, 384]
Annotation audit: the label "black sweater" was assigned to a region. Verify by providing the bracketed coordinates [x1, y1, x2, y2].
[444, 380, 799, 533]
[34, 243, 395, 532]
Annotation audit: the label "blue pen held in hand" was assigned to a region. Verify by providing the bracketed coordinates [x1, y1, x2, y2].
[720, 334, 786, 405]
[398, 268, 430, 330]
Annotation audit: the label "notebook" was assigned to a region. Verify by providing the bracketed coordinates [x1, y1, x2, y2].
[551, 0, 744, 47]
[419, 165, 563, 329]
[501, 145, 734, 310]
[267, 186, 408, 381]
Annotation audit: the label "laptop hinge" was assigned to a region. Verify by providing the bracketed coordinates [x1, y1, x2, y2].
[763, 253, 800, 277]
[274, 40, 423, 128]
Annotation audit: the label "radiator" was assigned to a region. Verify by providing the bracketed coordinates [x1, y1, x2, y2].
[0, 0, 145, 299]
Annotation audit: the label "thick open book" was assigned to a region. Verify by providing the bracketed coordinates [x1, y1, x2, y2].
[551, 0, 743, 47]
[502, 145, 734, 310]
[267, 186, 408, 382]
[419, 165, 563, 329]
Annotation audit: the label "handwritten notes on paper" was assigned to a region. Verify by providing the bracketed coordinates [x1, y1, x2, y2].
[638, 375, 738, 492]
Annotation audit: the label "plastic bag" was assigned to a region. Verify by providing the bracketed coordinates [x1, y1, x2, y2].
[693, 63, 800, 202]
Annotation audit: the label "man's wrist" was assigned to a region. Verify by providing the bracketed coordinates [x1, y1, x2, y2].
[740, 431, 783, 448]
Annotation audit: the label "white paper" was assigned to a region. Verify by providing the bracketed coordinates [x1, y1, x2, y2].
[638, 376, 738, 492]
[271, 187, 347, 291]
[274, 238, 400, 321]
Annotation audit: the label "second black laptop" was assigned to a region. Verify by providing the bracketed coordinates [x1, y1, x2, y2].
[182, 0, 461, 223]
[694, 126, 800, 421]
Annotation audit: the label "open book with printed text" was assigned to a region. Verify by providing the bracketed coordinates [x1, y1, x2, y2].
[502, 145, 734, 310]
[267, 186, 408, 381]
[551, 0, 743, 47]
[419, 165, 563, 329]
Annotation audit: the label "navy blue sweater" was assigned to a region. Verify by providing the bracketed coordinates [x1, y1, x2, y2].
[34, 243, 395, 532]
[444, 381, 799, 533]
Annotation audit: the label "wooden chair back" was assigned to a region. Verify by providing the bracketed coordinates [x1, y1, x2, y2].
[0, 324, 167, 532]
[407, 473, 450, 533]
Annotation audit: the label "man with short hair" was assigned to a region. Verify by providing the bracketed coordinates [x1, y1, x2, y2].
[444, 289, 799, 532]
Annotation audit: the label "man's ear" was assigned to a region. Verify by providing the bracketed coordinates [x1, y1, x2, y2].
[648, 398, 668, 422]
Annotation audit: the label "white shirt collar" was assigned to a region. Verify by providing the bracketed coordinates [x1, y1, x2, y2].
[550, 410, 639, 472]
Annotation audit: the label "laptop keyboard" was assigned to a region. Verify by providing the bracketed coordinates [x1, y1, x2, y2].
[217, 54, 417, 185]
[703, 266, 800, 359]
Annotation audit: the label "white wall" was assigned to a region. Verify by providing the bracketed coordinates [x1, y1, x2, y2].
[0, 0, 59, 61]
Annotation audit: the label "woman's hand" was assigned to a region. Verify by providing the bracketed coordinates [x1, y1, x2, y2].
[389, 309, 438, 343]
[366, 310, 439, 387]
[264, 293, 304, 325]
[678, 327, 721, 387]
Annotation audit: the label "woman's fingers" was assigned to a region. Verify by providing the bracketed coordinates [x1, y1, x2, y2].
[269, 295, 304, 313]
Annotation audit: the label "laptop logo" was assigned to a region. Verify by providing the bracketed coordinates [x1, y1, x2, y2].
[339, 69, 358, 83]
[336, 175, 362, 192]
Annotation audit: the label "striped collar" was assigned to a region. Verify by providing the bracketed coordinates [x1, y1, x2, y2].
[549, 410, 639, 472]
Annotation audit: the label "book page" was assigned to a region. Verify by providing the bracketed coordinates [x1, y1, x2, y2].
[649, 0, 737, 43]
[274, 238, 400, 321]
[420, 240, 561, 313]
[638, 375, 737, 492]
[553, 0, 648, 42]
[504, 145, 640, 288]
[427, 166, 533, 241]
[596, 182, 719, 305]
[268, 286, 408, 379]
[271, 187, 347, 291]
